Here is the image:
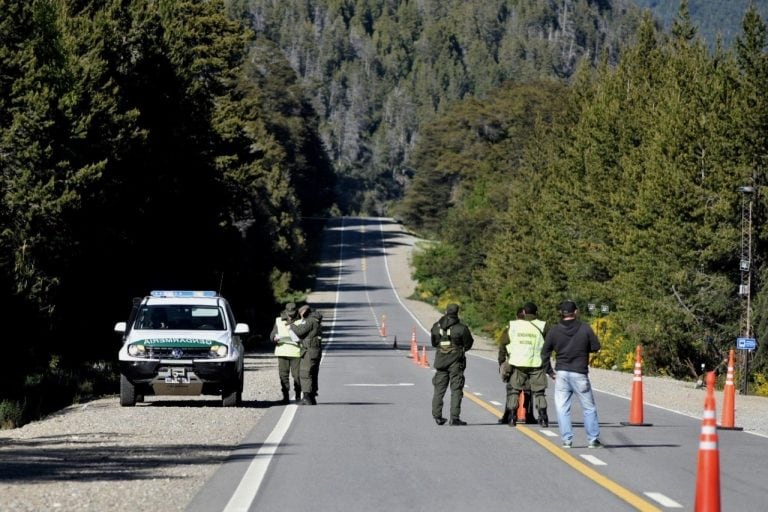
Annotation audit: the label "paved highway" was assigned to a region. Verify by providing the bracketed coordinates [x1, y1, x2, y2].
[187, 217, 768, 512]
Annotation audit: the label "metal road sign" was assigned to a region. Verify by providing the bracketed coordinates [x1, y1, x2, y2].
[736, 337, 757, 350]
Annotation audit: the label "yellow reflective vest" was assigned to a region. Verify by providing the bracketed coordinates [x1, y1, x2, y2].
[506, 319, 546, 367]
[274, 317, 301, 358]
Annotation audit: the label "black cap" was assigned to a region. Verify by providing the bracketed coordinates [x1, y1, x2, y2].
[559, 300, 577, 315]
[446, 304, 460, 315]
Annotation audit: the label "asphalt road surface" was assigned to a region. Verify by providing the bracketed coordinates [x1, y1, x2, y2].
[186, 217, 768, 512]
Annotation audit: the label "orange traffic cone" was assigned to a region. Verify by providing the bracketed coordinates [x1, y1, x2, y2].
[411, 331, 419, 364]
[419, 346, 429, 368]
[516, 391, 526, 423]
[718, 349, 743, 431]
[695, 371, 721, 512]
[380, 315, 387, 337]
[621, 345, 653, 426]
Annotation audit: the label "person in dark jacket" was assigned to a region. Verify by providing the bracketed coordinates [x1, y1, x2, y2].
[290, 305, 322, 405]
[541, 300, 602, 448]
[431, 304, 474, 426]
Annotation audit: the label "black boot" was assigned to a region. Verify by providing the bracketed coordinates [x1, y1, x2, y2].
[281, 391, 289, 404]
[498, 409, 511, 424]
[300, 393, 316, 406]
[295, 391, 301, 402]
[538, 408, 549, 428]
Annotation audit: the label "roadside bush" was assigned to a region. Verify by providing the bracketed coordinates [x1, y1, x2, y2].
[587, 318, 635, 372]
[3, 358, 118, 429]
[0, 400, 23, 429]
[752, 372, 768, 397]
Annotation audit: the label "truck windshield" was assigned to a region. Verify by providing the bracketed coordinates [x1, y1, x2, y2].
[134, 305, 225, 330]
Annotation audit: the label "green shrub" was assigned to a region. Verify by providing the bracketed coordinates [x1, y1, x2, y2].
[0, 400, 23, 429]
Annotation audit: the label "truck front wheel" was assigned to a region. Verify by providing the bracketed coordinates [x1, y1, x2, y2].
[120, 375, 137, 407]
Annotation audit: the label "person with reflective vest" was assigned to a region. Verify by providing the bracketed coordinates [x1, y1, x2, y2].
[430, 304, 474, 426]
[270, 302, 301, 404]
[290, 304, 322, 405]
[499, 302, 549, 427]
[498, 307, 535, 424]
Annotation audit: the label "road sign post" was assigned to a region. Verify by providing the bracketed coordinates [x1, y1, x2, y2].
[736, 337, 756, 395]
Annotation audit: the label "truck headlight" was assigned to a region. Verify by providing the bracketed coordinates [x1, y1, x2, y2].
[210, 344, 228, 357]
[127, 343, 146, 357]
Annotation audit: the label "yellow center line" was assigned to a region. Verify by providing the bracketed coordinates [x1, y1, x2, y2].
[464, 393, 661, 512]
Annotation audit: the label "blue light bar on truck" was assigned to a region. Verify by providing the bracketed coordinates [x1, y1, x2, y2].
[150, 290, 218, 298]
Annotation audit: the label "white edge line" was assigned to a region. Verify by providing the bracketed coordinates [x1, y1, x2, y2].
[643, 492, 683, 508]
[579, 454, 607, 466]
[344, 383, 415, 387]
[223, 405, 298, 512]
[320, 216, 346, 361]
[225, 219, 349, 510]
[378, 220, 429, 335]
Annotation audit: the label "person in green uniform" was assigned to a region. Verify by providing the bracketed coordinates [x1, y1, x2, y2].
[501, 302, 549, 427]
[270, 302, 301, 404]
[431, 304, 474, 426]
[290, 304, 322, 405]
[498, 302, 549, 426]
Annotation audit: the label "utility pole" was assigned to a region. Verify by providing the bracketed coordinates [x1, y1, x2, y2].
[738, 185, 755, 394]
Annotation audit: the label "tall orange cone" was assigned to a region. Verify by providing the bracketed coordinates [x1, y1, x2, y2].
[380, 315, 387, 337]
[695, 371, 721, 512]
[718, 349, 743, 431]
[621, 345, 653, 426]
[516, 391, 526, 422]
[419, 346, 429, 368]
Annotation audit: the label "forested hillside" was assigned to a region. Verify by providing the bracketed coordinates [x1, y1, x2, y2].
[232, 0, 644, 213]
[0, 0, 334, 425]
[633, 0, 768, 49]
[405, 7, 768, 389]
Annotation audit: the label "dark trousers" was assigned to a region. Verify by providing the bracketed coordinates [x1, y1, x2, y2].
[278, 356, 301, 395]
[432, 356, 466, 420]
[506, 366, 548, 412]
[300, 347, 321, 395]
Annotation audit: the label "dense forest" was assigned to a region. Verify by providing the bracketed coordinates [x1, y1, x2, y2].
[633, 0, 768, 49]
[0, 0, 335, 426]
[404, 4, 768, 390]
[232, 0, 645, 213]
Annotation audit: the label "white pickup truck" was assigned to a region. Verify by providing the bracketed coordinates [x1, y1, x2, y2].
[115, 290, 249, 407]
